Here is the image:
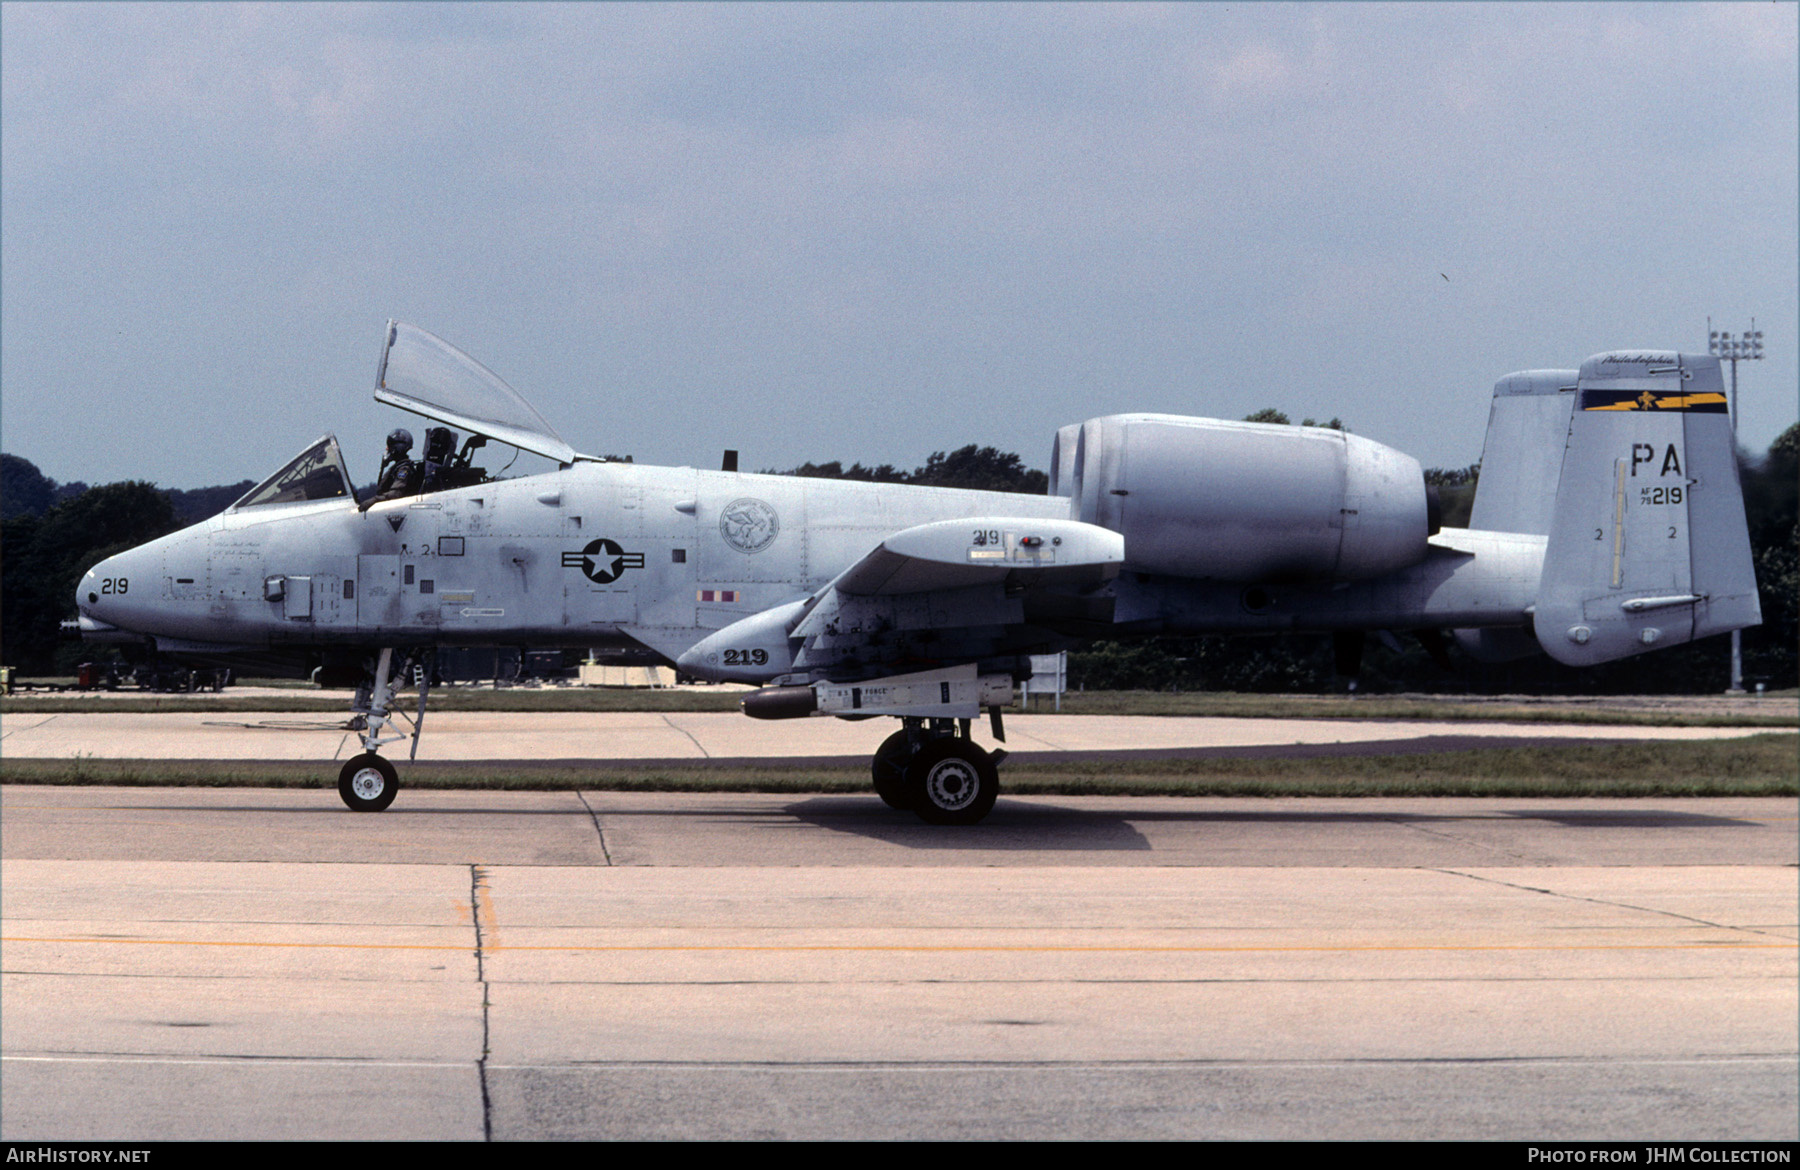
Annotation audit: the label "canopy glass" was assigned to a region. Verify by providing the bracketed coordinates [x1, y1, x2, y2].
[374, 321, 583, 465]
[231, 435, 355, 510]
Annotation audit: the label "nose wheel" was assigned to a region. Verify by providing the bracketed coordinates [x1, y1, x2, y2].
[339, 753, 399, 812]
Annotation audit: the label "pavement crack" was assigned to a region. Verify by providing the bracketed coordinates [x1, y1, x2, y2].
[1437, 868, 1789, 940]
[469, 863, 494, 1142]
[1387, 817, 1537, 863]
[576, 790, 615, 865]
[660, 713, 710, 758]
[0, 713, 58, 739]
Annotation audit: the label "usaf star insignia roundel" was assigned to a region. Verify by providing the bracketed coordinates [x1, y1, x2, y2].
[561, 538, 645, 584]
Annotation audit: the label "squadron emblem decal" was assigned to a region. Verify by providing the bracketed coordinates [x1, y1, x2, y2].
[720, 498, 780, 554]
[562, 538, 645, 584]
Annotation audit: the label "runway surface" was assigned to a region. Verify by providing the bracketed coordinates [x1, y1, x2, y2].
[2, 784, 1794, 1141]
[0, 708, 1775, 765]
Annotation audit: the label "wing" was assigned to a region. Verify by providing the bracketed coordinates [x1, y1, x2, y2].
[825, 516, 1123, 596]
[675, 516, 1124, 682]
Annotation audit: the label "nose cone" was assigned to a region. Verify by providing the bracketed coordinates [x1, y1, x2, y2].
[77, 558, 107, 610]
[76, 536, 174, 638]
[75, 521, 238, 646]
[77, 549, 139, 628]
[73, 560, 121, 636]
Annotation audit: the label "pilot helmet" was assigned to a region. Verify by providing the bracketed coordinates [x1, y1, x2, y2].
[424, 427, 455, 461]
[386, 428, 414, 458]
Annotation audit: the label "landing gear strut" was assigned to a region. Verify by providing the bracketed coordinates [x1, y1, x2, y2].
[872, 716, 1003, 825]
[337, 647, 432, 812]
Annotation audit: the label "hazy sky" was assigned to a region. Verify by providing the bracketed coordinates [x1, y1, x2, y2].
[4, 2, 1795, 491]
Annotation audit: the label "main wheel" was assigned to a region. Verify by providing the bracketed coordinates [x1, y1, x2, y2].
[338, 753, 399, 812]
[871, 730, 919, 810]
[908, 738, 998, 826]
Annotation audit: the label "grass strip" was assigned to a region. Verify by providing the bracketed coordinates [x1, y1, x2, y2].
[4, 734, 1792, 798]
[3, 687, 1794, 726]
[0, 688, 744, 716]
[1024, 690, 1797, 726]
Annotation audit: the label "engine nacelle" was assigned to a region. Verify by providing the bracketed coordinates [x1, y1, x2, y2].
[1053, 414, 1431, 583]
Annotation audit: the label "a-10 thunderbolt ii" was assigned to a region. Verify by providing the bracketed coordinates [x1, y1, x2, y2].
[76, 322, 1761, 823]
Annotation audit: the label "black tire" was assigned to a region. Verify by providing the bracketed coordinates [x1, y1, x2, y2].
[908, 738, 998, 826]
[871, 730, 919, 810]
[338, 753, 399, 812]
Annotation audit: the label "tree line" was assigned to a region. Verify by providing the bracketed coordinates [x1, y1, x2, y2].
[765, 444, 1049, 494]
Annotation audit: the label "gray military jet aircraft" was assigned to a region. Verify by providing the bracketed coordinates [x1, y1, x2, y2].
[76, 322, 1761, 823]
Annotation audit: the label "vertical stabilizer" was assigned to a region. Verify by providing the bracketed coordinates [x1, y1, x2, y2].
[1534, 351, 1759, 667]
[1467, 369, 1579, 535]
[1454, 369, 1577, 661]
[1049, 424, 1081, 498]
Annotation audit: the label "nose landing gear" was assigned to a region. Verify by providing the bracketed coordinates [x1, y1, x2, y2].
[337, 647, 431, 812]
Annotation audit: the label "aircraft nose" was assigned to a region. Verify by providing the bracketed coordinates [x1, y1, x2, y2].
[78, 554, 120, 618]
[77, 547, 151, 630]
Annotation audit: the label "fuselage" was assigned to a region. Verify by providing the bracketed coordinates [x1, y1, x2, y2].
[78, 456, 1542, 680]
[77, 462, 1068, 658]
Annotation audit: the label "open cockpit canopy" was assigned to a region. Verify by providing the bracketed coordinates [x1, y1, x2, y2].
[375, 321, 587, 465]
[231, 435, 355, 510]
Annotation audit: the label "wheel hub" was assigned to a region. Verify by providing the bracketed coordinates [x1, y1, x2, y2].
[351, 769, 387, 800]
[923, 759, 980, 811]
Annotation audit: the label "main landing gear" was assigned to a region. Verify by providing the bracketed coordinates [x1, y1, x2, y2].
[871, 716, 1004, 826]
[337, 647, 431, 812]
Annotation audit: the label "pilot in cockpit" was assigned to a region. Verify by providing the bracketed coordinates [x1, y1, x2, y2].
[359, 428, 422, 510]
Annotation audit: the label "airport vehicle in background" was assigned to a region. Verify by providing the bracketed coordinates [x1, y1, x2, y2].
[75, 323, 1761, 822]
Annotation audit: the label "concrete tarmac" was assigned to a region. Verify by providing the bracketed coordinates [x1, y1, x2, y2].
[0, 708, 1775, 764]
[2, 785, 1794, 1141]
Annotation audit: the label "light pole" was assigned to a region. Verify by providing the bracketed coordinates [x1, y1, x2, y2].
[1707, 318, 1763, 695]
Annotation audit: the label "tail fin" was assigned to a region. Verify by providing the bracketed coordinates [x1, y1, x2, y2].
[1452, 368, 1578, 662]
[1467, 368, 1579, 535]
[1535, 351, 1760, 667]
